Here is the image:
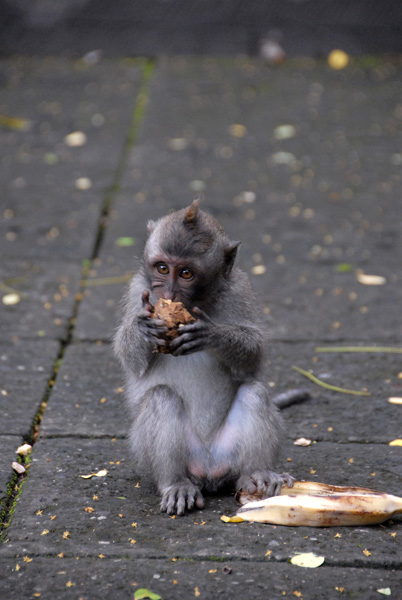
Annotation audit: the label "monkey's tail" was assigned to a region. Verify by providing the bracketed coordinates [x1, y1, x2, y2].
[272, 389, 311, 410]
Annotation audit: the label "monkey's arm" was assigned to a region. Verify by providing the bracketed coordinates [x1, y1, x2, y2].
[169, 306, 263, 378]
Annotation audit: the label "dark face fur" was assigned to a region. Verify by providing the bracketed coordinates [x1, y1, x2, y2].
[143, 201, 239, 308]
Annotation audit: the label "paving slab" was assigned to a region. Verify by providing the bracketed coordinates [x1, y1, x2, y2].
[35, 340, 402, 444]
[0, 56, 145, 260]
[1, 556, 401, 600]
[39, 342, 125, 438]
[1, 256, 82, 341]
[1, 54, 402, 600]
[0, 338, 60, 436]
[1, 438, 401, 563]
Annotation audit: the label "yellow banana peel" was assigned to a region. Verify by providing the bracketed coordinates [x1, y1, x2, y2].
[236, 481, 402, 527]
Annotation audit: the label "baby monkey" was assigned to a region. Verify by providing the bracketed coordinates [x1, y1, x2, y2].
[114, 200, 294, 515]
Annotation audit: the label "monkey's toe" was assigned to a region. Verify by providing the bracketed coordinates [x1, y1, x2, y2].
[237, 471, 294, 499]
[160, 481, 205, 516]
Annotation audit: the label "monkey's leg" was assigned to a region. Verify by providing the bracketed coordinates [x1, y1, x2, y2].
[129, 385, 205, 515]
[210, 382, 294, 497]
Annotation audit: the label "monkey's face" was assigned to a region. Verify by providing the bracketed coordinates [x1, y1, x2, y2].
[147, 255, 203, 308]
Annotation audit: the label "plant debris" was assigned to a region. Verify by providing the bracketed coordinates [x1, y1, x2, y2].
[292, 366, 370, 396]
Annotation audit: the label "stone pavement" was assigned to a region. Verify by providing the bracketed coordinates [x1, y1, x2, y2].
[1, 55, 402, 598]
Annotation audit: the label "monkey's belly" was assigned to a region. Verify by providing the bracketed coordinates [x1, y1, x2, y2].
[147, 351, 239, 442]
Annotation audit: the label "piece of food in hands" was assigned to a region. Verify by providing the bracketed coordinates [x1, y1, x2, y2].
[151, 298, 196, 353]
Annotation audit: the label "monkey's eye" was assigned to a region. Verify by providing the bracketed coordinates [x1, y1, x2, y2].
[180, 268, 193, 280]
[156, 263, 169, 275]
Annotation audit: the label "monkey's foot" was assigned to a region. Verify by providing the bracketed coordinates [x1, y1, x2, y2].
[236, 471, 294, 498]
[160, 481, 205, 516]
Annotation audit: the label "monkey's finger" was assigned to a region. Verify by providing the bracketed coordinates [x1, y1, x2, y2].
[141, 289, 153, 311]
[170, 339, 204, 356]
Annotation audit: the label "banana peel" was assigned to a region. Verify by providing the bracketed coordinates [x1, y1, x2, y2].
[236, 481, 402, 527]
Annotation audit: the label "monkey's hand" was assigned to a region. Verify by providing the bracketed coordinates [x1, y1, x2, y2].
[169, 307, 213, 356]
[137, 290, 168, 349]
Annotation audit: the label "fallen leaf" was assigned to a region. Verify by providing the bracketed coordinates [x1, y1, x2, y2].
[389, 439, 402, 446]
[328, 49, 349, 70]
[64, 131, 87, 147]
[75, 177, 92, 190]
[2, 293, 21, 306]
[12, 461, 26, 475]
[290, 552, 325, 568]
[251, 265, 266, 275]
[167, 137, 188, 151]
[0, 114, 32, 131]
[16, 444, 32, 456]
[220, 515, 244, 523]
[229, 124, 247, 138]
[79, 469, 108, 479]
[116, 237, 135, 247]
[377, 588, 391, 596]
[294, 438, 312, 447]
[356, 271, 386, 286]
[134, 589, 162, 600]
[388, 397, 402, 405]
[274, 124, 296, 140]
[271, 151, 297, 166]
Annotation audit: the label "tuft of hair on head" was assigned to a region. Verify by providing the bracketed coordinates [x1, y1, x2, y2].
[183, 199, 200, 229]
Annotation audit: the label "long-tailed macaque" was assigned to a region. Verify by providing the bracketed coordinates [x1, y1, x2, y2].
[114, 201, 296, 515]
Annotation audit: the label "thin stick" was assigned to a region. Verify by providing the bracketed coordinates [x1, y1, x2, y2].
[315, 346, 402, 354]
[292, 366, 371, 396]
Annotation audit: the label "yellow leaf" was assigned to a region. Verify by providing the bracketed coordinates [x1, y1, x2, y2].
[79, 469, 108, 479]
[290, 552, 325, 568]
[389, 439, 402, 446]
[328, 49, 349, 70]
[220, 515, 244, 523]
[0, 114, 32, 131]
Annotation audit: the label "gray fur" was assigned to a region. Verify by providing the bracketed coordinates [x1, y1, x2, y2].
[113, 204, 292, 515]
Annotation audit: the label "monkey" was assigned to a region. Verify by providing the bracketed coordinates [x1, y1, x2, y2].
[113, 200, 301, 516]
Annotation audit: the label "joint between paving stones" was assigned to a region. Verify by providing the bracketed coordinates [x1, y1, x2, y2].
[90, 58, 156, 262]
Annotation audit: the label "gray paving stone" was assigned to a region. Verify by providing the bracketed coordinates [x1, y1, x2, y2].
[37, 340, 402, 444]
[39, 342, 125, 438]
[1, 257, 82, 341]
[75, 57, 402, 341]
[1, 438, 400, 564]
[0, 338, 59, 436]
[1, 54, 402, 598]
[0, 56, 145, 260]
[0, 556, 401, 600]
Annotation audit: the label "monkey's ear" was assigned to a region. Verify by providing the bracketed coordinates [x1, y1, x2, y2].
[224, 241, 240, 275]
[183, 199, 200, 227]
[147, 220, 157, 234]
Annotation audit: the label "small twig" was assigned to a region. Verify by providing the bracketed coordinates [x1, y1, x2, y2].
[292, 366, 371, 396]
[315, 346, 402, 354]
